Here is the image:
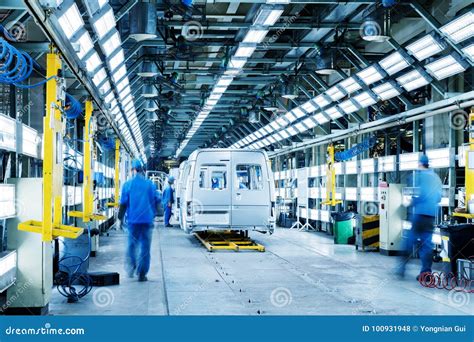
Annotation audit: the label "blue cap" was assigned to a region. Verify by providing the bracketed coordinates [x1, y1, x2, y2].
[168, 176, 175, 183]
[419, 154, 429, 167]
[131, 159, 143, 171]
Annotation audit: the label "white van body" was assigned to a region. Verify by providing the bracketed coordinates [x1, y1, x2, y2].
[169, 167, 180, 222]
[179, 149, 275, 234]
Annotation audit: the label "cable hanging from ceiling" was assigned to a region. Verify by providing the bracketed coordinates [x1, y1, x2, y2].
[334, 136, 377, 161]
[64, 93, 83, 120]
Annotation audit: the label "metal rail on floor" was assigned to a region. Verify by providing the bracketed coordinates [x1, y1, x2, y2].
[195, 231, 265, 252]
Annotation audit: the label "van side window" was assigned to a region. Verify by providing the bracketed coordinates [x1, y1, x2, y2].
[199, 164, 227, 190]
[236, 164, 263, 190]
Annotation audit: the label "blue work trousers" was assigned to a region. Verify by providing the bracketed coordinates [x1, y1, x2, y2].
[164, 205, 172, 226]
[127, 223, 153, 277]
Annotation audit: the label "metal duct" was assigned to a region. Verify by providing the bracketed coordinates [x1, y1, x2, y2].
[129, 2, 157, 41]
[143, 84, 158, 98]
[138, 61, 159, 77]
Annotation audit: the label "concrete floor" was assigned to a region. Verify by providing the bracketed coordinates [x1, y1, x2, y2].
[50, 224, 472, 315]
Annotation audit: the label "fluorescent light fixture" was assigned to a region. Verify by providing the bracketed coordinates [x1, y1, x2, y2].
[92, 67, 107, 86]
[229, 58, 246, 69]
[302, 117, 317, 129]
[270, 120, 281, 130]
[85, 51, 101, 73]
[425, 54, 467, 81]
[108, 49, 124, 72]
[119, 87, 131, 100]
[112, 65, 126, 83]
[284, 111, 297, 123]
[279, 130, 290, 139]
[235, 45, 256, 58]
[325, 106, 343, 119]
[243, 28, 268, 43]
[360, 159, 375, 173]
[462, 43, 474, 62]
[263, 125, 274, 134]
[276, 116, 288, 128]
[313, 94, 331, 108]
[353, 91, 377, 108]
[406, 33, 446, 61]
[399, 152, 421, 171]
[75, 31, 94, 59]
[22, 125, 39, 158]
[291, 107, 305, 118]
[378, 155, 395, 172]
[254, 131, 263, 139]
[286, 126, 298, 136]
[116, 78, 129, 93]
[104, 91, 114, 103]
[253, 6, 284, 26]
[216, 77, 233, 87]
[396, 69, 430, 91]
[379, 51, 411, 76]
[58, 3, 84, 38]
[294, 122, 307, 133]
[372, 81, 401, 100]
[338, 99, 359, 114]
[326, 85, 345, 101]
[93, 9, 116, 40]
[440, 9, 474, 44]
[356, 65, 384, 86]
[426, 148, 451, 168]
[101, 31, 121, 57]
[206, 99, 218, 106]
[267, 135, 277, 144]
[212, 86, 227, 94]
[338, 77, 361, 94]
[312, 112, 328, 124]
[301, 100, 317, 113]
[209, 93, 222, 100]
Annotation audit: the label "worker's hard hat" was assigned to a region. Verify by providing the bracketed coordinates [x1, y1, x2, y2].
[131, 159, 143, 171]
[419, 154, 429, 167]
[168, 175, 175, 183]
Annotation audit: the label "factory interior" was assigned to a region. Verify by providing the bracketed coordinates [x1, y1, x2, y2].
[0, 0, 473, 318]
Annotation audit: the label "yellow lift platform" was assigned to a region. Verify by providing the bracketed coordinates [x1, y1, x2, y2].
[107, 139, 121, 208]
[195, 231, 265, 252]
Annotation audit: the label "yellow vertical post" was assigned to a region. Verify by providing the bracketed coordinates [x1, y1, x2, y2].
[83, 100, 93, 222]
[465, 109, 474, 205]
[114, 139, 120, 204]
[43, 51, 62, 242]
[322, 144, 342, 207]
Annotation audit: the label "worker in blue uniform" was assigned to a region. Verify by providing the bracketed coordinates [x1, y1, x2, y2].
[162, 175, 175, 227]
[118, 159, 160, 282]
[396, 154, 442, 281]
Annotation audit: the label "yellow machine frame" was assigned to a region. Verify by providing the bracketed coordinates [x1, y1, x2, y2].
[69, 100, 106, 222]
[195, 231, 265, 252]
[322, 144, 342, 206]
[18, 50, 83, 241]
[107, 139, 121, 208]
[454, 107, 474, 219]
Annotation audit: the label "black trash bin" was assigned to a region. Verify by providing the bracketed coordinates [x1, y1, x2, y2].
[440, 223, 474, 274]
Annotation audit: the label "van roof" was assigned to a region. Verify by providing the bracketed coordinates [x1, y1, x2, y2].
[187, 148, 268, 161]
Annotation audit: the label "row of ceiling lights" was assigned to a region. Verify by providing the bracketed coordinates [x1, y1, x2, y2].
[230, 9, 474, 150]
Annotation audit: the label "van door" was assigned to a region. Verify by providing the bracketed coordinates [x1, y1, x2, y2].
[193, 151, 232, 227]
[231, 151, 270, 228]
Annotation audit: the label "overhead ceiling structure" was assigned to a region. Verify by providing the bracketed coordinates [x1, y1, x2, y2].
[4, 0, 473, 163]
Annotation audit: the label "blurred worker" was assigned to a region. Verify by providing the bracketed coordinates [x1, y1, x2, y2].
[162, 175, 175, 227]
[118, 159, 159, 282]
[396, 154, 442, 281]
[211, 176, 219, 189]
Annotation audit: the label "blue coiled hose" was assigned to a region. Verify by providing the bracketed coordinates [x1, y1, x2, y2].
[335, 136, 377, 162]
[65, 93, 83, 120]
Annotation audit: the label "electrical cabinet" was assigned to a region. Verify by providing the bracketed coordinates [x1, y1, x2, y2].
[378, 183, 406, 256]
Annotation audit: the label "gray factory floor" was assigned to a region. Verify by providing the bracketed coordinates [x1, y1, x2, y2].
[50, 223, 472, 316]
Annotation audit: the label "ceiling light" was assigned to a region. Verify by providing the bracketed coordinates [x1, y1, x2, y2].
[212, 86, 227, 94]
[101, 31, 121, 57]
[372, 81, 401, 100]
[253, 6, 284, 26]
[101, 81, 111, 96]
[93, 9, 116, 40]
[338, 99, 359, 114]
[302, 117, 317, 129]
[108, 49, 124, 72]
[85, 51, 101, 73]
[281, 82, 298, 100]
[301, 100, 317, 114]
[462, 43, 474, 62]
[216, 77, 233, 87]
[313, 112, 328, 124]
[353, 91, 377, 108]
[326, 85, 345, 101]
[286, 126, 298, 136]
[129, 2, 157, 41]
[291, 107, 305, 119]
[379, 51, 411, 76]
[406, 33, 446, 61]
[235, 45, 256, 58]
[294, 122, 307, 133]
[75, 32, 93, 59]
[361, 7, 390, 42]
[284, 111, 297, 123]
[58, 3, 84, 38]
[279, 130, 290, 139]
[112, 65, 126, 83]
[356, 65, 384, 86]
[315, 48, 337, 75]
[440, 9, 474, 44]
[396, 69, 431, 91]
[325, 106, 343, 119]
[138, 61, 158, 77]
[116, 78, 129, 93]
[243, 28, 268, 43]
[338, 77, 362, 94]
[425, 54, 467, 81]
[92, 67, 107, 86]
[313, 94, 331, 108]
[228, 58, 246, 69]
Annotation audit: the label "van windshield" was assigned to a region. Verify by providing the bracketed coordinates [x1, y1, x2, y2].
[236, 164, 263, 190]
